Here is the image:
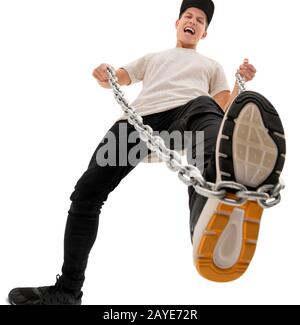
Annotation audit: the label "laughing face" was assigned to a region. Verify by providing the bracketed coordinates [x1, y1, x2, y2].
[175, 7, 208, 49]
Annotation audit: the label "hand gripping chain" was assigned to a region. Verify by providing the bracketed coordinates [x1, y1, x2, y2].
[106, 67, 284, 208]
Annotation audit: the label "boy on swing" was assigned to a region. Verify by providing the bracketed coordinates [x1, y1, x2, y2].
[9, 0, 285, 305]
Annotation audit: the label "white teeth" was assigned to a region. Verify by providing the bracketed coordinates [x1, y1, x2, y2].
[184, 27, 195, 35]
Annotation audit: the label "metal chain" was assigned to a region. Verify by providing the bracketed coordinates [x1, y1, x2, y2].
[236, 72, 247, 94]
[107, 67, 284, 208]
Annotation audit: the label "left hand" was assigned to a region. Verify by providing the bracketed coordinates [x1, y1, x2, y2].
[237, 58, 257, 82]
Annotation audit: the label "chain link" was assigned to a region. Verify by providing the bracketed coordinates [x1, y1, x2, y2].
[107, 67, 284, 208]
[236, 73, 246, 94]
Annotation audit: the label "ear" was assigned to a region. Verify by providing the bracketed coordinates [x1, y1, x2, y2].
[175, 19, 180, 29]
[201, 31, 208, 39]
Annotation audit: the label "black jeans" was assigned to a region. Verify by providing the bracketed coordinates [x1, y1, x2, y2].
[61, 96, 224, 291]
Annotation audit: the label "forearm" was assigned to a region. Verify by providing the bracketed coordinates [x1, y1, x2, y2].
[225, 81, 240, 111]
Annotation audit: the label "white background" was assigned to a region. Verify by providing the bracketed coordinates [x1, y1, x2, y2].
[0, 0, 299, 305]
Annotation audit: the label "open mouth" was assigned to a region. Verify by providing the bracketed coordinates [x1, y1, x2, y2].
[184, 27, 195, 35]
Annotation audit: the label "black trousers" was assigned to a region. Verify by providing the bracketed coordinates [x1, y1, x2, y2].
[61, 96, 224, 291]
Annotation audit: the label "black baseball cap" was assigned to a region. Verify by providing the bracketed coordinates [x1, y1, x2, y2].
[179, 0, 215, 25]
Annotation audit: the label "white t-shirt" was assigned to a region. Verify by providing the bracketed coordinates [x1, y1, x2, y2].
[117, 47, 230, 121]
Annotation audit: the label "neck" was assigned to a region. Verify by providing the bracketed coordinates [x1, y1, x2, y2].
[176, 41, 197, 50]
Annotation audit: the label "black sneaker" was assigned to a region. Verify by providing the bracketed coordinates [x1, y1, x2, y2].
[192, 91, 286, 282]
[8, 275, 82, 305]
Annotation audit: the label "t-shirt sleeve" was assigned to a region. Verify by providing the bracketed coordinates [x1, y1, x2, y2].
[209, 62, 230, 97]
[120, 53, 153, 85]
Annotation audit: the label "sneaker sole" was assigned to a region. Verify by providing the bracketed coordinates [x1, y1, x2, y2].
[193, 91, 286, 282]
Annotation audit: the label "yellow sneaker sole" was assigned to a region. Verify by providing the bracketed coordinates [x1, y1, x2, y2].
[194, 195, 263, 282]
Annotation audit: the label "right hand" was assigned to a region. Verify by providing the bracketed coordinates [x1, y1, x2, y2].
[92, 63, 113, 83]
